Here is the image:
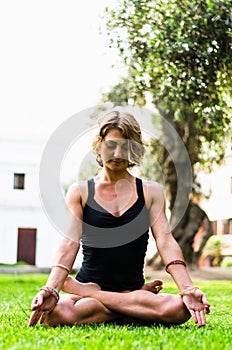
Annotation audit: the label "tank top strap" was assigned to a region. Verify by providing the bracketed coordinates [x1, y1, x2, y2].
[86, 178, 95, 204]
[136, 177, 145, 202]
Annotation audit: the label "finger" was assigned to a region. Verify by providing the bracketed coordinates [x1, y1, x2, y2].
[28, 310, 43, 326]
[202, 294, 210, 308]
[31, 293, 43, 310]
[190, 309, 205, 326]
[154, 280, 163, 285]
[156, 285, 163, 292]
[197, 310, 206, 326]
[195, 310, 201, 325]
[40, 312, 48, 324]
[189, 310, 197, 324]
[195, 311, 201, 326]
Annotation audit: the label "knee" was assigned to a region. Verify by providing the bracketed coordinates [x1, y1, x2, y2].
[77, 297, 109, 319]
[160, 295, 190, 325]
[44, 296, 77, 326]
[175, 296, 191, 323]
[43, 294, 82, 326]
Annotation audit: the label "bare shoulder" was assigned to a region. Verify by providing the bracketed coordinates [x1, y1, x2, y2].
[65, 180, 88, 207]
[142, 180, 165, 207]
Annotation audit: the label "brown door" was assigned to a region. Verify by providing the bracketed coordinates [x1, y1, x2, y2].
[17, 228, 37, 265]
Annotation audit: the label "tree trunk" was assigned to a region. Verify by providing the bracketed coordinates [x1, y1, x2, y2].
[172, 201, 213, 269]
[146, 107, 212, 269]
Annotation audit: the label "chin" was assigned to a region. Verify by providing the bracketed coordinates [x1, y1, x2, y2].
[106, 160, 128, 169]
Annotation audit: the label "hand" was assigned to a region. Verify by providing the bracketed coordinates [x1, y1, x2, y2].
[182, 288, 210, 326]
[28, 289, 58, 326]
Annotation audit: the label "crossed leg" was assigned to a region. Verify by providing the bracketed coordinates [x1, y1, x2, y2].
[42, 293, 120, 326]
[62, 276, 163, 295]
[43, 277, 190, 326]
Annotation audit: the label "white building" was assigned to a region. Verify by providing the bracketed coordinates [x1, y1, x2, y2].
[1, 137, 231, 268]
[198, 148, 232, 235]
[0, 138, 81, 268]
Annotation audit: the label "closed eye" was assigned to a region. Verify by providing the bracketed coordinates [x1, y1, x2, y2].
[105, 141, 117, 150]
[121, 144, 129, 152]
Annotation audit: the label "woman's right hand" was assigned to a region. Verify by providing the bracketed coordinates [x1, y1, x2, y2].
[28, 289, 58, 326]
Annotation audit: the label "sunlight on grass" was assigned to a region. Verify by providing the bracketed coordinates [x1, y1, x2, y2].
[0, 274, 231, 350]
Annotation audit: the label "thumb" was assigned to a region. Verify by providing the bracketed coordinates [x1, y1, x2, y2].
[202, 294, 210, 310]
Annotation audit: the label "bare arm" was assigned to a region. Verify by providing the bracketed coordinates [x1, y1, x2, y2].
[146, 182, 193, 290]
[28, 182, 85, 326]
[147, 182, 210, 325]
[45, 182, 84, 291]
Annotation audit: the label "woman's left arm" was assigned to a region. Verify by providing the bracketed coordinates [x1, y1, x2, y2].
[146, 181, 210, 326]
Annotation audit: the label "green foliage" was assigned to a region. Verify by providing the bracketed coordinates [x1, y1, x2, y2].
[0, 275, 232, 349]
[0, 262, 29, 266]
[221, 257, 232, 268]
[202, 235, 232, 267]
[103, 0, 232, 175]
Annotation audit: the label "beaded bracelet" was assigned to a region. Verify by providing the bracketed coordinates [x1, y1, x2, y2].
[165, 260, 186, 273]
[40, 286, 59, 302]
[47, 286, 60, 300]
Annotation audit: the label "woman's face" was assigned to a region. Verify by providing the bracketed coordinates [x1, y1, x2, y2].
[100, 128, 130, 170]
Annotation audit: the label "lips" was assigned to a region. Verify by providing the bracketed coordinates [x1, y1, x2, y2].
[110, 160, 124, 164]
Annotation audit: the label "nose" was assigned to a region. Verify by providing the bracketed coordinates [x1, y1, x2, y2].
[113, 145, 123, 158]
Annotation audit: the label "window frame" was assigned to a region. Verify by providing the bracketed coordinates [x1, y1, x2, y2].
[13, 173, 25, 190]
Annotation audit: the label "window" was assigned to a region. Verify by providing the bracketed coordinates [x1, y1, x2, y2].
[14, 173, 25, 190]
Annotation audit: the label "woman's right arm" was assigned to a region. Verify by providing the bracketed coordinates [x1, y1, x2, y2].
[28, 182, 85, 326]
[45, 182, 84, 290]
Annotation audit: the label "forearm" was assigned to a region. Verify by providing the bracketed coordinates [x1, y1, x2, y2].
[46, 268, 69, 292]
[158, 236, 194, 292]
[46, 238, 80, 291]
[166, 264, 194, 292]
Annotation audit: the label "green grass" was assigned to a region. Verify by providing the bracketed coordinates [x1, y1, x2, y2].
[0, 274, 231, 350]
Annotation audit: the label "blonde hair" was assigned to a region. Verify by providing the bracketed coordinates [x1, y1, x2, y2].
[92, 109, 147, 167]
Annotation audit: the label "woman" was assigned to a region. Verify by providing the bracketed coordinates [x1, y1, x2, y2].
[29, 109, 210, 327]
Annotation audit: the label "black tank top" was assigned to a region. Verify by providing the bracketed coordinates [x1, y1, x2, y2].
[76, 177, 150, 292]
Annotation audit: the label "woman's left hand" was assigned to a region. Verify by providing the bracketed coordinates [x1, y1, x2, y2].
[182, 288, 210, 326]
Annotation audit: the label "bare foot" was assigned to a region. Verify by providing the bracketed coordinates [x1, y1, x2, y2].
[62, 275, 101, 297]
[141, 280, 163, 294]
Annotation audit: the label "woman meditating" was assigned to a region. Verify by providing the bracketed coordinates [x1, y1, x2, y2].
[29, 109, 210, 327]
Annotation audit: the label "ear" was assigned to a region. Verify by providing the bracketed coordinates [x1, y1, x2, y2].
[96, 154, 103, 167]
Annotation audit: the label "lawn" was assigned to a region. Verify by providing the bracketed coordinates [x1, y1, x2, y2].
[0, 274, 231, 350]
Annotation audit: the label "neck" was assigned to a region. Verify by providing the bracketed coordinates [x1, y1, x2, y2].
[96, 168, 132, 183]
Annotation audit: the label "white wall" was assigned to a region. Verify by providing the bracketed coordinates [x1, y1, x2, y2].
[0, 138, 82, 268]
[198, 152, 232, 221]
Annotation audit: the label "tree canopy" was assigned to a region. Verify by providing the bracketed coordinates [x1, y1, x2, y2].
[103, 0, 232, 173]
[102, 0, 232, 266]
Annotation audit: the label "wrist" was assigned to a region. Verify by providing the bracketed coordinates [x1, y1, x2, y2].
[40, 286, 60, 302]
[165, 260, 186, 273]
[180, 286, 199, 297]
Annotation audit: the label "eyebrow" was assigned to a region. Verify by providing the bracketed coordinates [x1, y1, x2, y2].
[105, 139, 128, 144]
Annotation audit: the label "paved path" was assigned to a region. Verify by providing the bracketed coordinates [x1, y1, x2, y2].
[0, 265, 232, 281]
[145, 266, 232, 281]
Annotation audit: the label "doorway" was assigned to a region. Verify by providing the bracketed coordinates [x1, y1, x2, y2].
[17, 228, 37, 265]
